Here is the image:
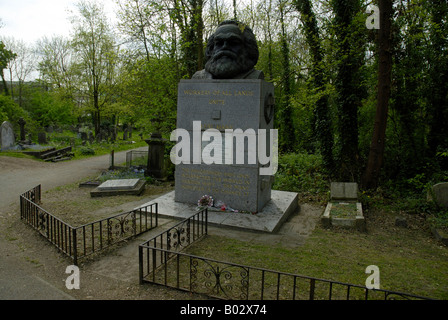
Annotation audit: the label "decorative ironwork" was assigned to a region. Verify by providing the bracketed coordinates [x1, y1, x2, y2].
[20, 185, 158, 265]
[167, 220, 191, 251]
[107, 211, 137, 244]
[190, 258, 249, 299]
[139, 207, 435, 301]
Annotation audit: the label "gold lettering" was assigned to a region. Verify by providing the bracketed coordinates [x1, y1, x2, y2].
[209, 99, 225, 105]
[234, 90, 254, 96]
[184, 90, 211, 95]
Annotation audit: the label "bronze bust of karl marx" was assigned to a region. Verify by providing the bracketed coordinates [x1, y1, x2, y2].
[192, 20, 264, 80]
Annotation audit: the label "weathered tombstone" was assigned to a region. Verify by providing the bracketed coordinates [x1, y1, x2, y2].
[430, 182, 448, 208]
[173, 20, 275, 213]
[18, 117, 26, 141]
[330, 182, 358, 201]
[38, 132, 47, 145]
[0, 121, 15, 151]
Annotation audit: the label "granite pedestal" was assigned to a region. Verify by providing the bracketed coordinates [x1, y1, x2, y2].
[137, 189, 298, 233]
[174, 79, 276, 213]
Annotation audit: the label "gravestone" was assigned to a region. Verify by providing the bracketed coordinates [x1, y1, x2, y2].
[0, 121, 15, 151]
[90, 178, 146, 197]
[322, 182, 365, 231]
[38, 132, 47, 145]
[330, 182, 358, 200]
[430, 182, 448, 208]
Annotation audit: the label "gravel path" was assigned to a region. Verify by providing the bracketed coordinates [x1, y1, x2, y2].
[0, 147, 190, 300]
[0, 148, 322, 301]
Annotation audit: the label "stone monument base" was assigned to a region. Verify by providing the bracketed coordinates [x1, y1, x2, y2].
[137, 190, 298, 233]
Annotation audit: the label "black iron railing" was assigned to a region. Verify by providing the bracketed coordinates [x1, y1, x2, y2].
[138, 208, 433, 300]
[139, 209, 208, 285]
[20, 185, 158, 265]
[126, 150, 148, 168]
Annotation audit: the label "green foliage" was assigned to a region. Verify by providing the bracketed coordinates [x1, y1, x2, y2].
[24, 88, 76, 127]
[79, 146, 95, 155]
[0, 94, 29, 125]
[273, 153, 329, 201]
[119, 56, 178, 136]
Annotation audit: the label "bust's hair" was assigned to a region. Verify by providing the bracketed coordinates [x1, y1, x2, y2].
[204, 20, 259, 69]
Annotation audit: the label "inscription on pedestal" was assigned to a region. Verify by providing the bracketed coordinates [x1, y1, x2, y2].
[174, 79, 275, 213]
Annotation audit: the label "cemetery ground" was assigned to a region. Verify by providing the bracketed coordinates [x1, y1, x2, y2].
[1, 154, 448, 300]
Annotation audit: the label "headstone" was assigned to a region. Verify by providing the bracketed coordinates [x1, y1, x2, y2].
[174, 79, 275, 212]
[38, 132, 47, 145]
[330, 182, 358, 201]
[0, 121, 15, 151]
[430, 182, 448, 208]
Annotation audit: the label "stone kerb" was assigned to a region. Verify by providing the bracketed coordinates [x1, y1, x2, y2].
[322, 182, 366, 232]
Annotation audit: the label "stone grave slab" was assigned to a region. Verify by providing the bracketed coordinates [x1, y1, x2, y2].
[98, 178, 140, 190]
[322, 182, 365, 231]
[90, 179, 146, 197]
[137, 190, 298, 233]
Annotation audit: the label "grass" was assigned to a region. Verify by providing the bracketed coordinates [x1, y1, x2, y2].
[185, 217, 448, 299]
[41, 173, 172, 227]
[330, 202, 358, 218]
[0, 129, 147, 161]
[36, 152, 448, 300]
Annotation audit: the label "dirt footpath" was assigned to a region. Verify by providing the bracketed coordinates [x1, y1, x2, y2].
[0, 149, 323, 300]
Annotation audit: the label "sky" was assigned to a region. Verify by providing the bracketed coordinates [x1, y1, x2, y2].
[0, 0, 118, 45]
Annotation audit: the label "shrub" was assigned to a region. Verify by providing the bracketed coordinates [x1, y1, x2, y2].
[273, 153, 329, 201]
[79, 146, 95, 155]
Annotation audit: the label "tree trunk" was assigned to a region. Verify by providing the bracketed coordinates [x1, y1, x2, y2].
[362, 0, 393, 189]
[294, 0, 334, 172]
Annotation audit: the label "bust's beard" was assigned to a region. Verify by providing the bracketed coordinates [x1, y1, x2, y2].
[205, 51, 252, 79]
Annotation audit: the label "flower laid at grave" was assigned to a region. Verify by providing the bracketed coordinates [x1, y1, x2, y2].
[196, 195, 257, 214]
[197, 194, 214, 208]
